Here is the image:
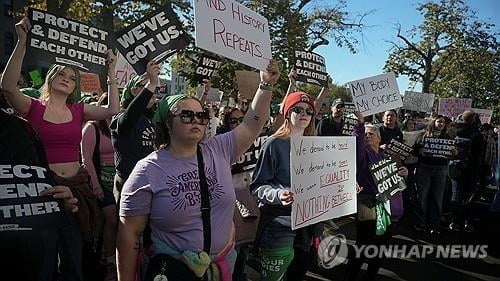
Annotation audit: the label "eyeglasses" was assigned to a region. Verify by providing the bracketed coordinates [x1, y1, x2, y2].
[291, 106, 314, 116]
[174, 110, 210, 125]
[228, 117, 244, 124]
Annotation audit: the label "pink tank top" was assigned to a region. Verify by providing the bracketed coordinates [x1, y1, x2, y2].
[26, 99, 85, 164]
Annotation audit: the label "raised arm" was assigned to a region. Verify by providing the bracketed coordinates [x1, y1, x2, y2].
[279, 68, 297, 114]
[314, 77, 332, 113]
[195, 79, 210, 105]
[84, 50, 120, 120]
[116, 215, 148, 281]
[0, 18, 32, 117]
[353, 111, 367, 161]
[233, 60, 280, 157]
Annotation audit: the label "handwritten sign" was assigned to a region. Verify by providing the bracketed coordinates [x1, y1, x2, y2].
[115, 52, 137, 88]
[0, 164, 67, 231]
[438, 98, 472, 118]
[80, 72, 101, 93]
[195, 54, 222, 82]
[369, 159, 406, 203]
[27, 8, 111, 73]
[290, 136, 357, 230]
[293, 50, 328, 87]
[471, 108, 493, 124]
[347, 72, 402, 116]
[403, 91, 435, 113]
[115, 5, 189, 74]
[235, 70, 260, 99]
[423, 137, 456, 158]
[194, 0, 272, 70]
[385, 139, 413, 162]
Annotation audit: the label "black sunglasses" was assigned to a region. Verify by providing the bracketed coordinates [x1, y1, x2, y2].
[174, 110, 210, 125]
[228, 117, 244, 124]
[291, 106, 314, 116]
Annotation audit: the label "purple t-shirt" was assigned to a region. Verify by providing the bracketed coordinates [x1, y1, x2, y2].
[120, 131, 238, 255]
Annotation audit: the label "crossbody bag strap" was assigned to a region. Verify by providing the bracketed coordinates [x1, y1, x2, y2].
[197, 145, 211, 254]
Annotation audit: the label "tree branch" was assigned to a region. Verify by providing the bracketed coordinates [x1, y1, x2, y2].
[396, 24, 426, 59]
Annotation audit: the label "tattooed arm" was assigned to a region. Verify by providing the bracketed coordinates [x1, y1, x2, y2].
[116, 215, 148, 281]
[234, 60, 280, 158]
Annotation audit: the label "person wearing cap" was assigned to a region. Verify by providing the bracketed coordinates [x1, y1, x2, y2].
[317, 98, 346, 136]
[1, 18, 119, 281]
[250, 91, 317, 281]
[116, 60, 280, 281]
[110, 61, 160, 203]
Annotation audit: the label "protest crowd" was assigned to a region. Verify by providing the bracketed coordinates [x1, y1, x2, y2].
[0, 3, 498, 281]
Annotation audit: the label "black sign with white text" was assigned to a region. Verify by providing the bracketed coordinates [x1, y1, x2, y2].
[385, 139, 413, 162]
[27, 8, 112, 74]
[369, 159, 406, 203]
[341, 116, 358, 136]
[422, 137, 456, 158]
[0, 164, 67, 231]
[115, 5, 189, 74]
[231, 133, 270, 175]
[293, 50, 328, 87]
[194, 54, 222, 82]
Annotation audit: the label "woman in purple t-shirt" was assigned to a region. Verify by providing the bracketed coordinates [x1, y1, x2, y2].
[116, 60, 280, 281]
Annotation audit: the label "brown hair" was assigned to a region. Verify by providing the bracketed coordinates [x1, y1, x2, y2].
[424, 115, 447, 137]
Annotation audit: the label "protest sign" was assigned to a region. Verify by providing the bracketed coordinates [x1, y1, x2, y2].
[235, 70, 260, 99]
[28, 69, 44, 86]
[293, 50, 328, 87]
[385, 139, 413, 162]
[26, 8, 111, 74]
[403, 130, 424, 147]
[347, 72, 402, 116]
[195, 54, 222, 82]
[197, 87, 223, 102]
[422, 137, 456, 158]
[0, 164, 67, 231]
[80, 72, 102, 93]
[343, 102, 356, 116]
[438, 98, 472, 118]
[341, 116, 358, 136]
[232, 133, 270, 174]
[194, 0, 272, 71]
[115, 52, 137, 88]
[403, 91, 435, 113]
[115, 5, 189, 74]
[369, 159, 406, 203]
[291, 136, 357, 230]
[471, 108, 493, 124]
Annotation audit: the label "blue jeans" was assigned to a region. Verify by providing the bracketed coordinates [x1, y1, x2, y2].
[416, 164, 448, 227]
[58, 221, 83, 281]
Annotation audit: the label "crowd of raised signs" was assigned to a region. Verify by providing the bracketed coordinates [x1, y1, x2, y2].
[0, 4, 499, 281]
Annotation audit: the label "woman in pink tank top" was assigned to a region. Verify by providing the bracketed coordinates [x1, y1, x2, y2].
[1, 17, 120, 281]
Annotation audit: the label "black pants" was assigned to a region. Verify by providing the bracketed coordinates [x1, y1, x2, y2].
[145, 254, 206, 281]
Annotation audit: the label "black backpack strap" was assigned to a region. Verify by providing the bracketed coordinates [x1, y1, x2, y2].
[197, 145, 211, 254]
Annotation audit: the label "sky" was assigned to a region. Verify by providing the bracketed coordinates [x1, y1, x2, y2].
[313, 0, 500, 93]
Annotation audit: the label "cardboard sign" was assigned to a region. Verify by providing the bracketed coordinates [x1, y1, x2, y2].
[403, 91, 435, 113]
[115, 52, 137, 88]
[369, 159, 406, 203]
[347, 72, 402, 116]
[194, 0, 272, 70]
[235, 70, 260, 99]
[422, 137, 456, 158]
[293, 50, 328, 87]
[291, 136, 357, 230]
[27, 8, 111, 73]
[232, 133, 270, 174]
[403, 130, 423, 147]
[197, 87, 224, 102]
[80, 72, 102, 93]
[0, 164, 67, 231]
[385, 139, 413, 162]
[341, 116, 358, 136]
[115, 5, 189, 74]
[195, 54, 222, 82]
[438, 98, 472, 118]
[471, 108, 493, 124]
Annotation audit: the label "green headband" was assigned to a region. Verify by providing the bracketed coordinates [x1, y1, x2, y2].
[152, 94, 188, 124]
[121, 75, 144, 103]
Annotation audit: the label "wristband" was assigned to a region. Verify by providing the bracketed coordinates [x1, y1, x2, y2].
[259, 82, 273, 91]
[107, 78, 118, 85]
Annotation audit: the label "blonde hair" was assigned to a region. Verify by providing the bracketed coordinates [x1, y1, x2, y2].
[364, 124, 381, 139]
[273, 117, 316, 138]
[39, 65, 81, 103]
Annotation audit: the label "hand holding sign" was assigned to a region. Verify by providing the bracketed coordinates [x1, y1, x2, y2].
[260, 59, 280, 86]
[40, 185, 78, 213]
[15, 17, 31, 43]
[146, 60, 160, 88]
[106, 50, 117, 76]
[288, 68, 297, 84]
[279, 190, 294, 206]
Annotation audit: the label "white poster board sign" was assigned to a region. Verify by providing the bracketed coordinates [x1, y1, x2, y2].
[438, 98, 472, 118]
[194, 0, 272, 70]
[403, 91, 435, 113]
[115, 52, 137, 88]
[347, 72, 402, 116]
[290, 136, 357, 230]
[471, 108, 493, 124]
